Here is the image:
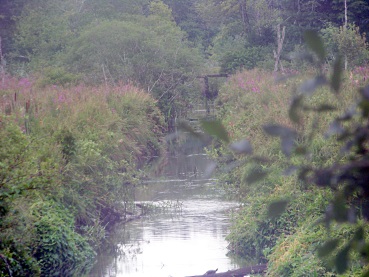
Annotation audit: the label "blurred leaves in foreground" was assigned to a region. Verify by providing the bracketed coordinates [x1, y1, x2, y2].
[180, 31, 369, 275]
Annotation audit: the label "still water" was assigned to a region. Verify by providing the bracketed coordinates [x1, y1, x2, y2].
[90, 152, 244, 277]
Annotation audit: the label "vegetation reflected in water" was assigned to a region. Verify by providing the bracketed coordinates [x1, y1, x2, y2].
[90, 152, 247, 277]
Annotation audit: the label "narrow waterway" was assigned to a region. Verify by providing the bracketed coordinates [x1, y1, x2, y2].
[90, 151, 245, 277]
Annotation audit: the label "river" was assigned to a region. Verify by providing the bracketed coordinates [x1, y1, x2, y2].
[89, 150, 246, 277]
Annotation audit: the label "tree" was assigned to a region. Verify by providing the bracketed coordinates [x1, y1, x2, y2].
[273, 24, 286, 72]
[13, 0, 75, 69]
[11, 0, 153, 71]
[10, 0, 203, 122]
[196, 0, 278, 45]
[331, 0, 369, 33]
[321, 23, 369, 69]
[195, 0, 279, 72]
[162, 0, 214, 48]
[64, 11, 203, 121]
[0, 0, 26, 56]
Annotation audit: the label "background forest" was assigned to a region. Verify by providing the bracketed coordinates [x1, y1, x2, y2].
[1, 0, 369, 276]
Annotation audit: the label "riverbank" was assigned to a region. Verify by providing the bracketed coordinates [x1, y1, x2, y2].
[0, 78, 166, 276]
[211, 68, 369, 276]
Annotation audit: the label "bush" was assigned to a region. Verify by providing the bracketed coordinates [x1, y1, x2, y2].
[32, 201, 95, 277]
[36, 67, 81, 87]
[321, 23, 369, 68]
[0, 116, 62, 276]
[0, 239, 40, 277]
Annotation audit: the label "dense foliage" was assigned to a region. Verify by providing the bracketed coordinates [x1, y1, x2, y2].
[0, 77, 165, 276]
[1, 0, 204, 126]
[205, 46, 369, 275]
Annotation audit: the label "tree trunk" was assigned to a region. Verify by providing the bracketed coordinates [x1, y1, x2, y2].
[274, 24, 286, 72]
[239, 0, 249, 32]
[344, 0, 348, 28]
[0, 36, 5, 85]
[344, 0, 348, 70]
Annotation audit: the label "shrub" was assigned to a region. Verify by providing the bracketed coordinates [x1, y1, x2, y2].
[36, 67, 81, 88]
[321, 23, 369, 68]
[32, 201, 95, 277]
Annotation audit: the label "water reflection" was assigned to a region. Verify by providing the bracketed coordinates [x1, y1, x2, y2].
[90, 153, 244, 277]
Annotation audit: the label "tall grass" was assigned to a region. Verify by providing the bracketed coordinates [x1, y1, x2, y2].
[1, 77, 164, 158]
[0, 75, 165, 275]
[218, 69, 361, 151]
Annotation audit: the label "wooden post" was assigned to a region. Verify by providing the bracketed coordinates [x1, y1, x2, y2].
[196, 74, 228, 117]
[204, 76, 210, 115]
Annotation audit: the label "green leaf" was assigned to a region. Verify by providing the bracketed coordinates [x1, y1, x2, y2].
[289, 95, 303, 123]
[317, 239, 340, 257]
[360, 85, 369, 100]
[314, 169, 333, 187]
[353, 227, 364, 241]
[204, 162, 217, 178]
[289, 51, 314, 63]
[326, 121, 344, 137]
[359, 242, 369, 262]
[245, 169, 268, 184]
[264, 124, 297, 157]
[335, 245, 350, 274]
[201, 120, 229, 143]
[361, 269, 369, 277]
[223, 160, 246, 174]
[294, 146, 307, 155]
[303, 30, 326, 62]
[281, 136, 295, 157]
[359, 100, 369, 118]
[177, 120, 203, 140]
[299, 76, 326, 96]
[283, 166, 298, 176]
[251, 156, 271, 164]
[338, 105, 357, 121]
[229, 139, 253, 154]
[331, 56, 343, 93]
[315, 104, 336, 112]
[267, 200, 288, 218]
[332, 195, 349, 223]
[263, 124, 296, 138]
[274, 73, 297, 83]
[298, 167, 313, 181]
